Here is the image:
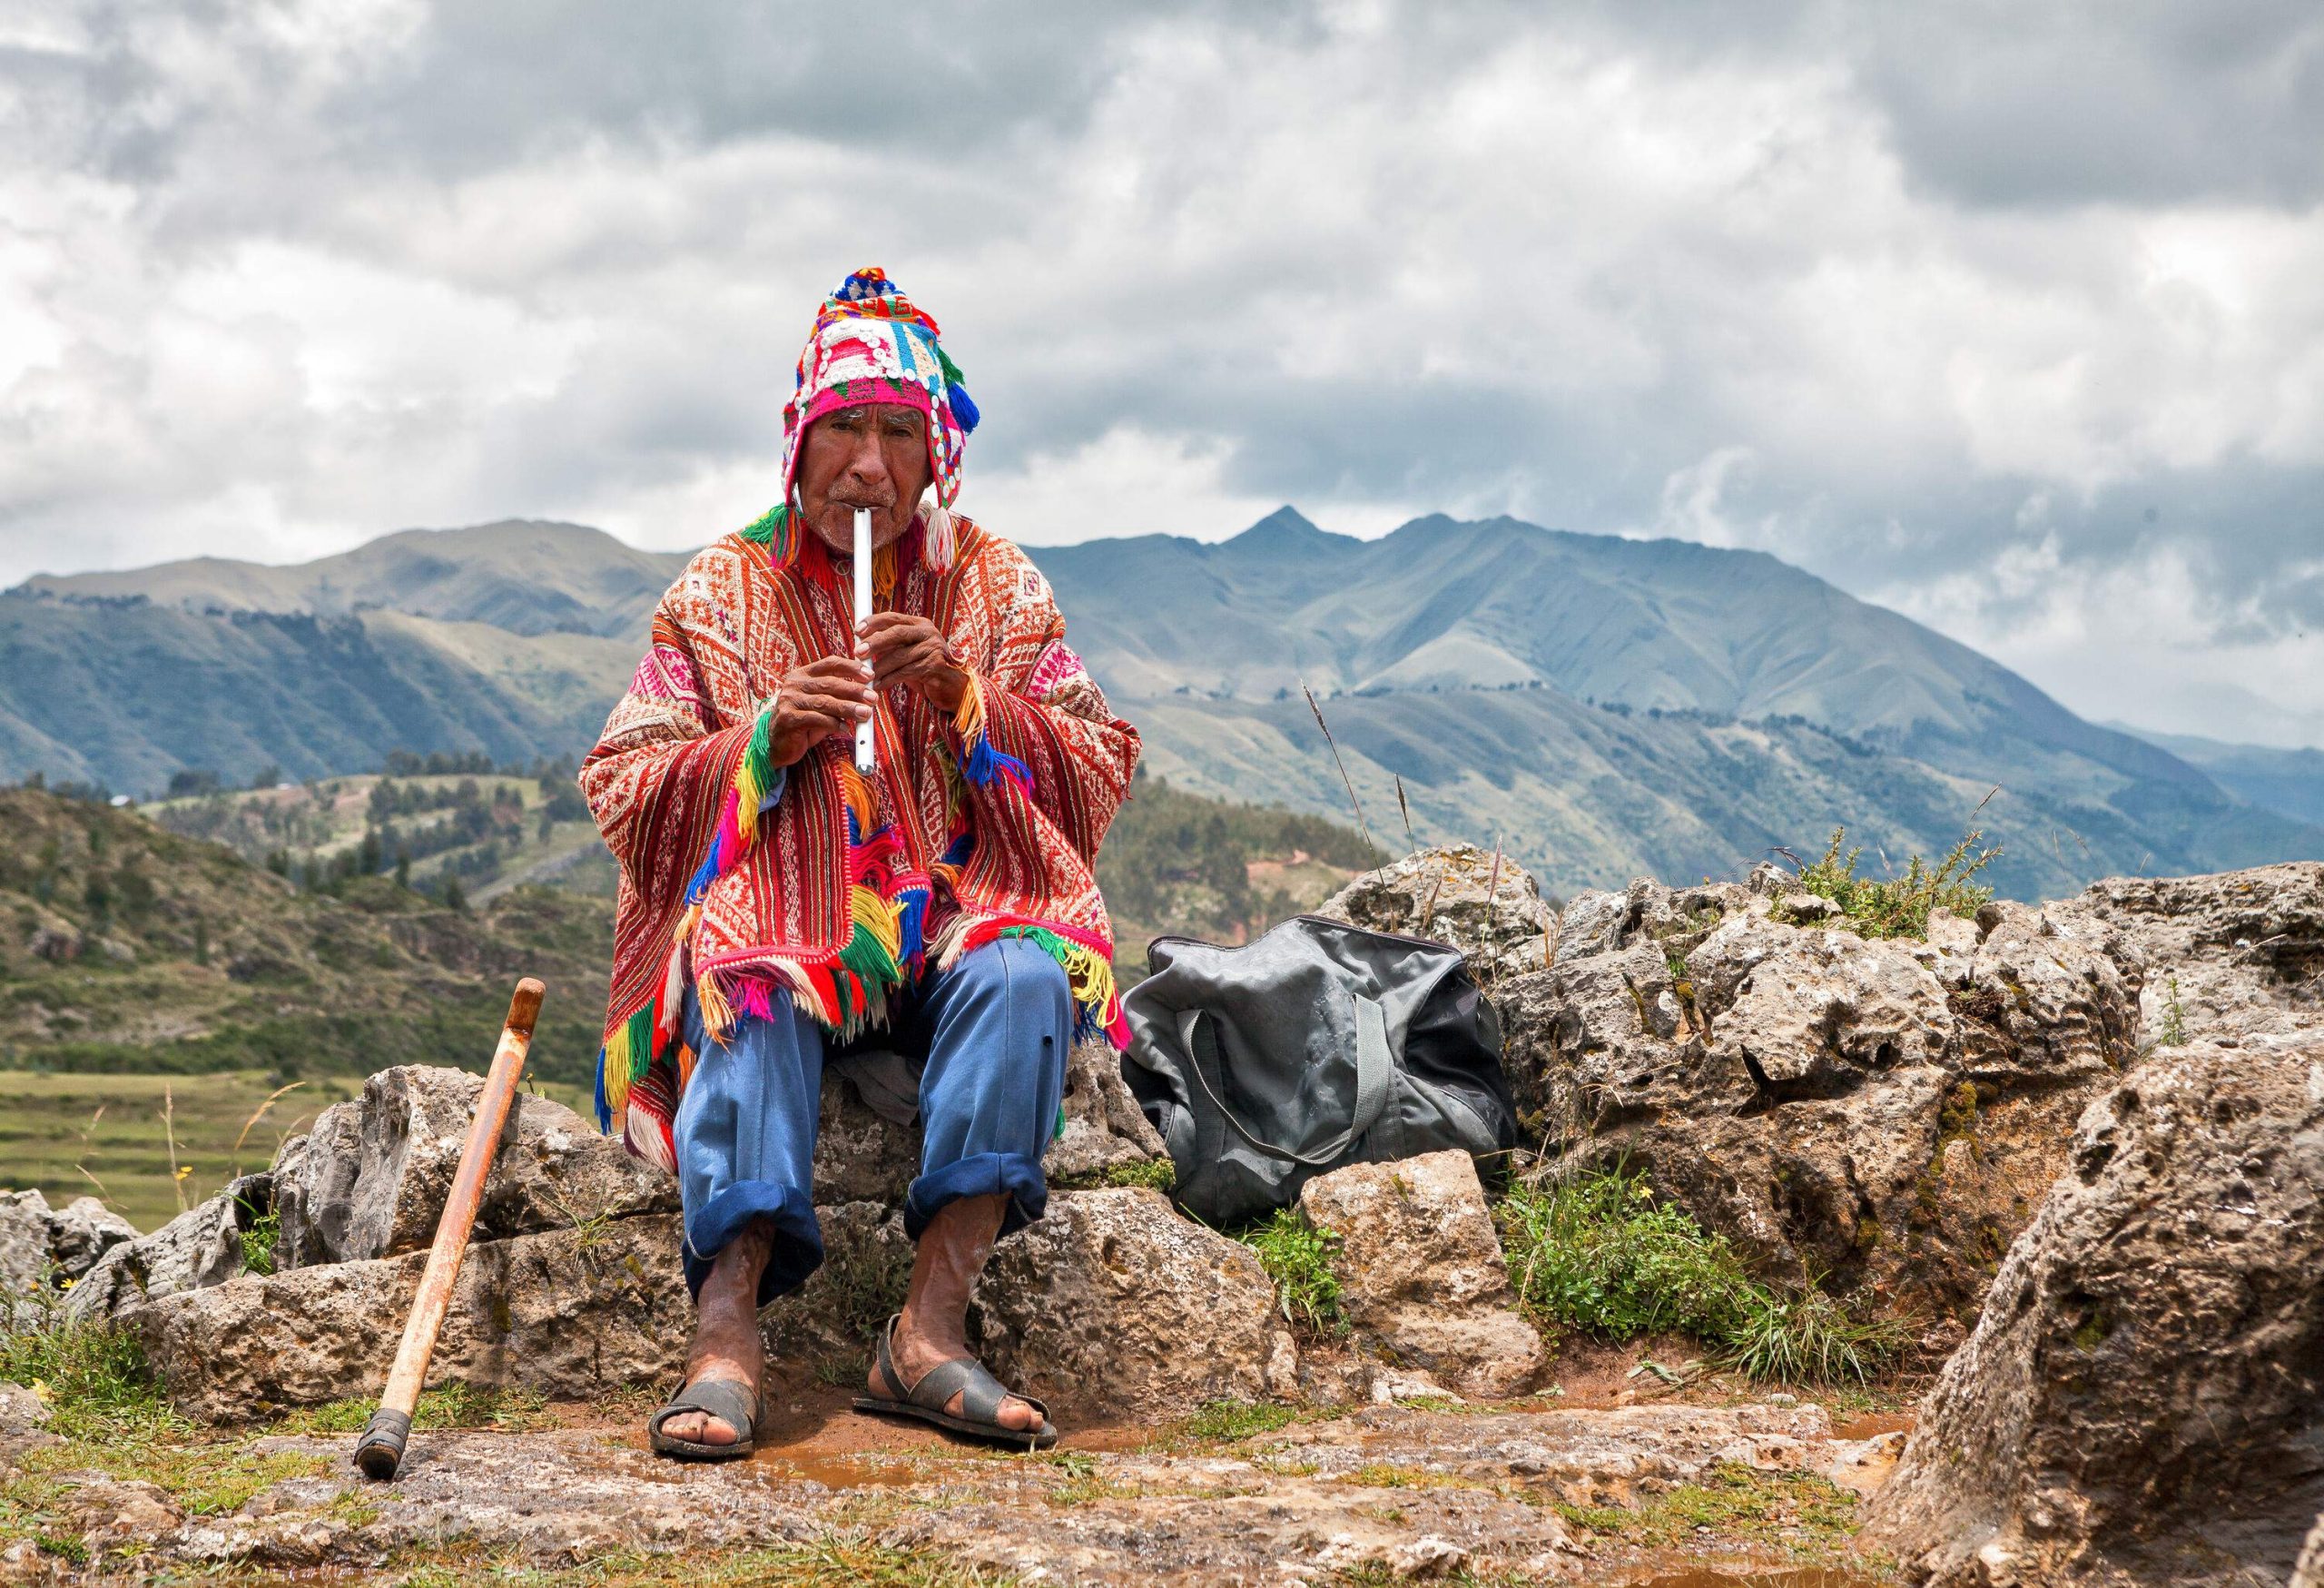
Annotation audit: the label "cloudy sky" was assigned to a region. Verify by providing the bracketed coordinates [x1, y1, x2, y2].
[4, 1, 2320, 745]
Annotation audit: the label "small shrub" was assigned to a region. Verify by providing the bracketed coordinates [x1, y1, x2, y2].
[239, 1208, 280, 1277]
[1777, 825, 1999, 940]
[1497, 1166, 1902, 1384]
[1239, 1208, 1344, 1336]
[1495, 1168, 1750, 1341]
[2159, 975, 2187, 1047]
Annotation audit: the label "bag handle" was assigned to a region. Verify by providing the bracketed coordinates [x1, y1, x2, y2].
[1176, 991, 1394, 1168]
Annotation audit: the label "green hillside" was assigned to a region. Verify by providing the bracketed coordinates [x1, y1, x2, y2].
[9, 511, 2319, 900]
[0, 773, 1365, 1227]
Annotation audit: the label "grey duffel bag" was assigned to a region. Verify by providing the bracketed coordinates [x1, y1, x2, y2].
[1120, 913, 1520, 1228]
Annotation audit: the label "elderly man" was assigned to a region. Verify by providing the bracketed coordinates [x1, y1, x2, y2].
[581, 268, 1137, 1457]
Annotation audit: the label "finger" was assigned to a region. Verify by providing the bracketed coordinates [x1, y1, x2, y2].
[788, 690, 874, 722]
[796, 656, 874, 686]
[872, 645, 942, 687]
[792, 676, 876, 705]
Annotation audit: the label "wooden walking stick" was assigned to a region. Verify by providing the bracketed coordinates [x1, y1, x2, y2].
[354, 977, 545, 1481]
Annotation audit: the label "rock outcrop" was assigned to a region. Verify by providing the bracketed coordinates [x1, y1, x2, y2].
[2069, 862, 2324, 1053]
[1494, 870, 2140, 1325]
[972, 1188, 1293, 1419]
[64, 1174, 271, 1324]
[134, 1215, 689, 1423]
[1863, 1040, 2324, 1587]
[1317, 843, 1558, 987]
[1297, 1149, 1545, 1398]
[271, 1067, 675, 1268]
[0, 1187, 136, 1301]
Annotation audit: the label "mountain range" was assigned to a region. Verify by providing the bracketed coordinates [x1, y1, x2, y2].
[10, 510, 2319, 901]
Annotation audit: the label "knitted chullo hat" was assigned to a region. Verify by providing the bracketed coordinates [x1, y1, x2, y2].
[763, 266, 980, 569]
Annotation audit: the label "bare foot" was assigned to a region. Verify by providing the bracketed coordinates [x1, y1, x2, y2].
[661, 1218, 773, 1446]
[869, 1193, 1042, 1432]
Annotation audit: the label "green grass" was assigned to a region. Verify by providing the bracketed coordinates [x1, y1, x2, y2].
[1051, 1156, 1177, 1193]
[1239, 1208, 1345, 1336]
[1171, 1398, 1299, 1444]
[1776, 825, 1999, 940]
[1553, 1461, 1863, 1559]
[0, 1304, 186, 1442]
[1496, 1167, 1904, 1384]
[2159, 975, 2187, 1047]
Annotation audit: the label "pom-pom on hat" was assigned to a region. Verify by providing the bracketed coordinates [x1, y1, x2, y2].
[773, 266, 980, 568]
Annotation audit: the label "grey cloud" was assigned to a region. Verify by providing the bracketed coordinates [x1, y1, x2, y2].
[3, 0, 2322, 741]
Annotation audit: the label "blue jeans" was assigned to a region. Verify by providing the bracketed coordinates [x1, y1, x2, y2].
[673, 939, 1073, 1305]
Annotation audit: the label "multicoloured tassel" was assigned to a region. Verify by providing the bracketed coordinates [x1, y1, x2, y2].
[938, 913, 1130, 1048]
[950, 675, 1030, 793]
[740, 501, 800, 566]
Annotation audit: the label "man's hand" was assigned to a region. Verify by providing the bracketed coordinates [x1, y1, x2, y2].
[859, 612, 969, 714]
[768, 655, 877, 767]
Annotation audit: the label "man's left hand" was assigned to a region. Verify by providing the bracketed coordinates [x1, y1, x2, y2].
[859, 612, 968, 714]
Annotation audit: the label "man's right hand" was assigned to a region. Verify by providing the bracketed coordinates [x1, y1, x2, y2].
[768, 655, 877, 767]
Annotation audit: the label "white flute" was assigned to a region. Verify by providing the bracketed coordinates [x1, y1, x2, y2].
[852, 508, 875, 773]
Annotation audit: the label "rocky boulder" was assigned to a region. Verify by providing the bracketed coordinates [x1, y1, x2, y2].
[135, 1214, 689, 1422]
[1297, 1149, 1545, 1398]
[1497, 878, 2139, 1323]
[271, 1067, 676, 1268]
[2070, 862, 2324, 1052]
[972, 1188, 1294, 1420]
[1863, 1040, 2324, 1586]
[63, 1174, 271, 1324]
[0, 1188, 137, 1303]
[1317, 844, 1557, 986]
[758, 1200, 912, 1371]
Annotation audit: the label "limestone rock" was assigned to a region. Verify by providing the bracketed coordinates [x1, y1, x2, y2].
[0, 1380, 54, 1460]
[759, 1201, 911, 1370]
[972, 1188, 1289, 1420]
[811, 1067, 918, 1205]
[271, 1066, 675, 1268]
[64, 1176, 269, 1324]
[47, 1193, 139, 1279]
[0, 1188, 139, 1303]
[1047, 1034, 1172, 1186]
[814, 1035, 1169, 1205]
[1498, 882, 2134, 1318]
[0, 1189, 50, 1299]
[136, 1214, 689, 1422]
[1318, 845, 1557, 985]
[2071, 862, 2323, 1052]
[1297, 1150, 1545, 1398]
[1863, 1041, 2324, 1586]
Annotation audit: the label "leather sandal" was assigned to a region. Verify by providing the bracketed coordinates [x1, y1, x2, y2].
[852, 1314, 1058, 1450]
[647, 1375, 760, 1461]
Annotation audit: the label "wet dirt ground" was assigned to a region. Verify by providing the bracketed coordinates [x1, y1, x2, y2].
[5, 1365, 1917, 1584]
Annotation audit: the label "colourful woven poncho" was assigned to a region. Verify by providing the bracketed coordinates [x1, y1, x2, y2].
[580, 517, 1139, 1169]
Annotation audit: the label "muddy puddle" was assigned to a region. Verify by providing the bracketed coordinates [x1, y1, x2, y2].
[1833, 1411, 1916, 1441]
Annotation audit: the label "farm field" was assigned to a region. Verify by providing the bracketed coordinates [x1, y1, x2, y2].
[0, 1068, 596, 1234]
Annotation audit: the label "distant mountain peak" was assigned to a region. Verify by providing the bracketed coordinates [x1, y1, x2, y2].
[1230, 506, 1344, 547]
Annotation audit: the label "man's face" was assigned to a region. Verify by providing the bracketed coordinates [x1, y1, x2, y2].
[795, 402, 932, 553]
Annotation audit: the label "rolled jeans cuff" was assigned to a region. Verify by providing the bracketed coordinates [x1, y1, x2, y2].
[683, 1179, 822, 1307]
[903, 1151, 1048, 1243]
